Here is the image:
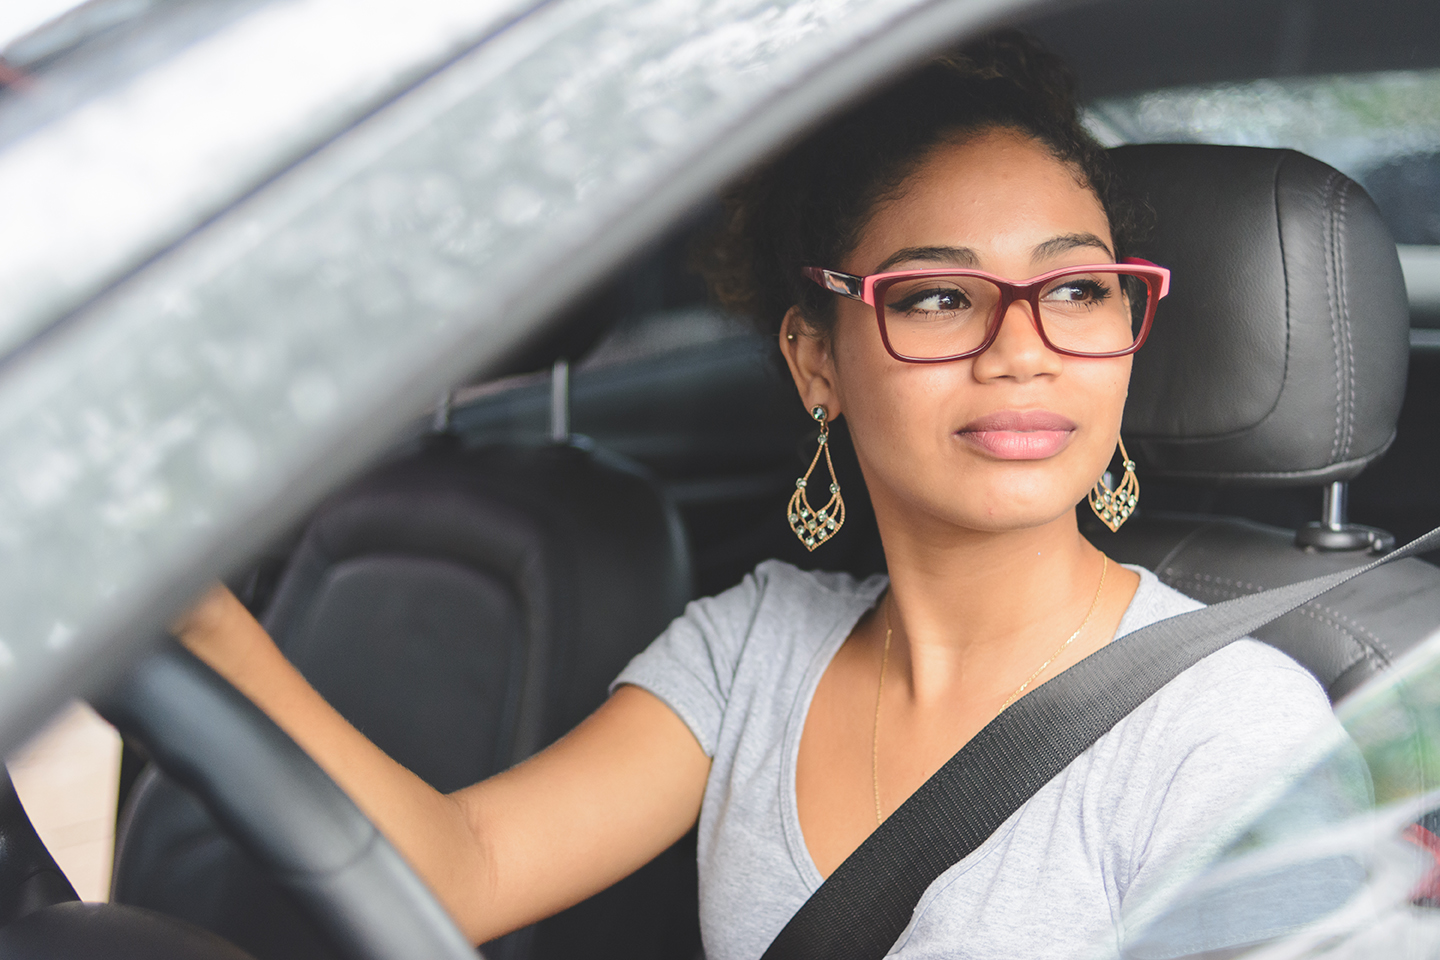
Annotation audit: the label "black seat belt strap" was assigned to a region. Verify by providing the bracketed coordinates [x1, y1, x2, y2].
[762, 524, 1440, 960]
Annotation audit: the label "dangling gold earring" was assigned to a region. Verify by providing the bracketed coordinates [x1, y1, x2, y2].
[1090, 438, 1139, 533]
[789, 406, 845, 551]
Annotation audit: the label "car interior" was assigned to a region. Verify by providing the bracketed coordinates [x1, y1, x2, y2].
[5, 0, 1440, 958]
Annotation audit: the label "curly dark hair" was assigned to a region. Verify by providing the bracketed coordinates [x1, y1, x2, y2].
[698, 30, 1141, 337]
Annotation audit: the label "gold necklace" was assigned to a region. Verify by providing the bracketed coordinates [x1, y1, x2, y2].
[998, 556, 1108, 712]
[870, 555, 1108, 827]
[872, 601, 893, 827]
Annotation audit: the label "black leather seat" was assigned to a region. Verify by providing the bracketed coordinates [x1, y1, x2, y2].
[0, 768, 256, 959]
[1095, 144, 1440, 701]
[0, 770, 78, 926]
[110, 439, 699, 960]
[0, 903, 258, 960]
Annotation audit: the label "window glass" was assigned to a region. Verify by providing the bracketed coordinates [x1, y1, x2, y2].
[1087, 70, 1440, 244]
[1088, 71, 1440, 327]
[0, 0, 90, 52]
[1120, 637, 1440, 959]
[0, 0, 979, 755]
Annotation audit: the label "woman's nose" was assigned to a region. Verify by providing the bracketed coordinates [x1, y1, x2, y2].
[970, 299, 1063, 382]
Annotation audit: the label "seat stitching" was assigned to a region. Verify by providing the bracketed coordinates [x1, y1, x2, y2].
[1129, 450, 1385, 481]
[1152, 521, 1216, 573]
[1336, 178, 1355, 461]
[1159, 569, 1395, 664]
[1294, 606, 1390, 664]
[1170, 579, 1388, 671]
[1323, 170, 1346, 464]
[1163, 569, 1393, 662]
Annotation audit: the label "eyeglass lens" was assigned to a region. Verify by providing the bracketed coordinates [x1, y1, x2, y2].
[879, 270, 1150, 358]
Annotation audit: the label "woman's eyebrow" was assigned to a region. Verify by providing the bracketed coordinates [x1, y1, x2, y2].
[875, 245, 979, 272]
[1031, 233, 1115, 263]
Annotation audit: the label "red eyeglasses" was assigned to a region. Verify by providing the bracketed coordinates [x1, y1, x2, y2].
[802, 258, 1171, 363]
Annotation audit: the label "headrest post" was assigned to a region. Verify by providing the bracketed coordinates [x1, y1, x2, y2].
[1295, 480, 1394, 554]
[550, 357, 570, 443]
[1321, 481, 1348, 529]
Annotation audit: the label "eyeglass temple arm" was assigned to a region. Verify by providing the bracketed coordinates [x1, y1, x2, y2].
[1121, 257, 1171, 299]
[802, 266, 867, 302]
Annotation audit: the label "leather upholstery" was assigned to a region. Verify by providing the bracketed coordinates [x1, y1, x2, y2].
[111, 440, 697, 960]
[0, 902, 256, 960]
[1114, 145, 1411, 485]
[0, 770, 77, 926]
[1094, 144, 1440, 700]
[95, 642, 479, 960]
[1090, 515, 1440, 702]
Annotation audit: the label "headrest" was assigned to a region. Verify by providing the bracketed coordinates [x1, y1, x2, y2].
[1112, 144, 1410, 486]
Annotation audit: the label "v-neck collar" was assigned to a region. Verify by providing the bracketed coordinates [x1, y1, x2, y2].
[777, 572, 888, 890]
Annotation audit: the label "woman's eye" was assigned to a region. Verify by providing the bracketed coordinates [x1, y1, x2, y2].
[890, 287, 970, 314]
[1044, 278, 1111, 304]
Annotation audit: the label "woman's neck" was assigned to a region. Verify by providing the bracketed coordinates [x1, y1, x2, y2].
[872, 500, 1127, 708]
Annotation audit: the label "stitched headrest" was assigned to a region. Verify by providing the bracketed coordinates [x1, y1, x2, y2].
[1113, 144, 1410, 486]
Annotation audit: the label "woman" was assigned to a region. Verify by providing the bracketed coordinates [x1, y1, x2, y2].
[178, 33, 1338, 959]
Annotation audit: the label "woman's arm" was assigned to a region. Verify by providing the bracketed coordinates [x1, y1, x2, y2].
[177, 585, 709, 945]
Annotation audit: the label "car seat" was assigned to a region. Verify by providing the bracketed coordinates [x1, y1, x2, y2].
[1096, 143, 1440, 702]
[109, 436, 699, 960]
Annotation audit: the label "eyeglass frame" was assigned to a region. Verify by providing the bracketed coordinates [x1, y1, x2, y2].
[801, 257, 1172, 363]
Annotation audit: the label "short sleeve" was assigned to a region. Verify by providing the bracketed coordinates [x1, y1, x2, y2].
[609, 566, 767, 757]
[1119, 646, 1369, 957]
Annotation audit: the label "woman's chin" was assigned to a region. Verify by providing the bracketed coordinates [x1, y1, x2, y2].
[921, 494, 1082, 536]
[967, 509, 1076, 535]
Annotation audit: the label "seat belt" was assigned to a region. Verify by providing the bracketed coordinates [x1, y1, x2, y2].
[762, 524, 1440, 960]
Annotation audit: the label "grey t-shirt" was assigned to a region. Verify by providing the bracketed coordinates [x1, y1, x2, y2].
[613, 560, 1341, 959]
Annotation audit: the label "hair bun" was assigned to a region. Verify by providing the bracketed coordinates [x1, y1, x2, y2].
[939, 30, 1082, 128]
[696, 30, 1134, 337]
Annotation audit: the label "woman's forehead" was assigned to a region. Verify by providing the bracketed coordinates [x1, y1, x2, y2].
[872, 233, 1115, 273]
[851, 133, 1112, 271]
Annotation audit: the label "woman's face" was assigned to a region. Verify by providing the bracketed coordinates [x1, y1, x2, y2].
[785, 129, 1131, 536]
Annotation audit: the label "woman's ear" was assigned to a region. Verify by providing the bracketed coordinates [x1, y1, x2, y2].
[779, 306, 841, 417]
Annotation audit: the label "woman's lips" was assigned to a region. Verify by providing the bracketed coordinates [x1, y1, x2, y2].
[956, 410, 1077, 460]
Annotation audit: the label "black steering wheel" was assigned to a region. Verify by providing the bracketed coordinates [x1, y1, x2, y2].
[83, 638, 483, 960]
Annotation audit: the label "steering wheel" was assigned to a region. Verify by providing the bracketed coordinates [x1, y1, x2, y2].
[88, 638, 482, 960]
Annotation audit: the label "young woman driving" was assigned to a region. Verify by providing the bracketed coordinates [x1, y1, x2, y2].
[177, 33, 1339, 959]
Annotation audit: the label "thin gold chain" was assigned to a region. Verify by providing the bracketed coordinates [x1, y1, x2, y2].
[870, 556, 1108, 826]
[999, 555, 1108, 712]
[872, 600, 893, 827]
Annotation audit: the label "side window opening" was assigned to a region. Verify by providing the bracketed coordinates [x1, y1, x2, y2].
[1085, 69, 1440, 329]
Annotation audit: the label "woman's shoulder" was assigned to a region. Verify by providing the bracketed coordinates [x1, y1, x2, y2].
[612, 560, 886, 754]
[1091, 572, 1342, 871]
[1117, 566, 1333, 738]
[745, 558, 889, 606]
[686, 558, 888, 661]
[1115, 565, 1204, 633]
[660, 559, 884, 641]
